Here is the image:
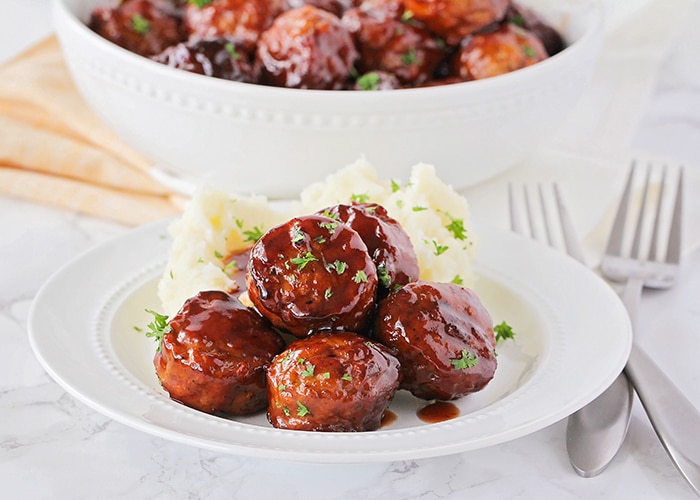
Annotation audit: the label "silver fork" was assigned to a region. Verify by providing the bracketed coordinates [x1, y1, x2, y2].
[509, 183, 634, 478]
[600, 162, 700, 496]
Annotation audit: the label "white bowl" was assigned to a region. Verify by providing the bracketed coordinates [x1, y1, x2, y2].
[53, 0, 603, 197]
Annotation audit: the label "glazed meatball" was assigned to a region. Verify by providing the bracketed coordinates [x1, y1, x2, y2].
[266, 331, 401, 431]
[183, 0, 275, 51]
[89, 0, 184, 57]
[246, 214, 378, 337]
[342, 0, 445, 86]
[256, 5, 359, 89]
[316, 203, 419, 295]
[506, 2, 564, 56]
[151, 37, 258, 81]
[402, 0, 510, 45]
[154, 290, 286, 415]
[374, 281, 497, 401]
[451, 23, 548, 81]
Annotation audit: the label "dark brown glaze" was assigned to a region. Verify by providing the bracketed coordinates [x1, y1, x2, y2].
[506, 2, 564, 56]
[151, 37, 258, 81]
[417, 400, 460, 423]
[316, 203, 418, 296]
[341, 0, 445, 86]
[256, 5, 359, 89]
[223, 247, 252, 292]
[402, 0, 510, 45]
[183, 0, 275, 51]
[373, 280, 497, 401]
[246, 214, 378, 337]
[154, 290, 286, 415]
[89, 0, 184, 57]
[451, 22, 548, 81]
[266, 331, 401, 431]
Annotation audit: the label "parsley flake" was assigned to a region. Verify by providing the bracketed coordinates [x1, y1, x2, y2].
[357, 72, 381, 91]
[390, 179, 401, 192]
[401, 48, 418, 66]
[296, 401, 311, 417]
[494, 321, 516, 342]
[290, 251, 318, 270]
[353, 270, 369, 283]
[301, 363, 315, 377]
[450, 349, 478, 370]
[351, 193, 370, 203]
[451, 274, 464, 285]
[428, 239, 449, 256]
[131, 14, 151, 35]
[188, 0, 214, 7]
[328, 260, 348, 275]
[341, 373, 352, 381]
[243, 226, 264, 243]
[522, 45, 537, 58]
[319, 220, 340, 234]
[144, 309, 171, 351]
[224, 42, 241, 59]
[377, 265, 391, 288]
[324, 288, 333, 300]
[443, 212, 468, 240]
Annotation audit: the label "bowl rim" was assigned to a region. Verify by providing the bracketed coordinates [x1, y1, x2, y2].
[53, 0, 604, 103]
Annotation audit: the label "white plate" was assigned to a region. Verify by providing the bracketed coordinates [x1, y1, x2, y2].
[28, 219, 631, 463]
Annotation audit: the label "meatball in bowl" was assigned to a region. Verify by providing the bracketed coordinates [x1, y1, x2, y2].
[53, 0, 603, 196]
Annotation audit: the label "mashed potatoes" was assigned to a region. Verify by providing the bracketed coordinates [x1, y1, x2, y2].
[158, 158, 478, 316]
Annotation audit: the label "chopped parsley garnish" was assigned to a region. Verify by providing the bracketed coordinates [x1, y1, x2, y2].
[290, 225, 305, 244]
[188, 0, 214, 7]
[314, 236, 326, 244]
[511, 13, 525, 27]
[223, 260, 238, 273]
[450, 349, 478, 370]
[391, 179, 401, 192]
[144, 309, 171, 351]
[214, 250, 224, 259]
[401, 9, 414, 22]
[319, 220, 340, 234]
[278, 383, 287, 392]
[324, 288, 333, 300]
[290, 251, 318, 270]
[322, 372, 331, 379]
[377, 265, 391, 288]
[412, 206, 427, 212]
[401, 48, 418, 66]
[356, 72, 381, 91]
[301, 363, 315, 377]
[353, 270, 369, 283]
[243, 226, 264, 243]
[451, 274, 464, 285]
[282, 406, 291, 416]
[351, 193, 370, 203]
[428, 239, 449, 256]
[341, 373, 352, 381]
[296, 401, 310, 417]
[224, 42, 241, 59]
[328, 260, 348, 275]
[494, 321, 515, 342]
[131, 14, 151, 35]
[522, 45, 537, 58]
[442, 212, 468, 240]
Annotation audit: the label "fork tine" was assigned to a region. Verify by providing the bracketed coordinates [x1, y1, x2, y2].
[553, 183, 586, 264]
[647, 165, 667, 262]
[508, 183, 524, 234]
[630, 164, 652, 259]
[666, 167, 684, 264]
[538, 184, 556, 247]
[524, 184, 537, 239]
[605, 161, 637, 257]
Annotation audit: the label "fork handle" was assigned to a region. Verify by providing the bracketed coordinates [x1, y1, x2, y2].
[621, 278, 700, 496]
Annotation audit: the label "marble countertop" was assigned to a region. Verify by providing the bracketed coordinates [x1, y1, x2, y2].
[2, 1, 700, 499]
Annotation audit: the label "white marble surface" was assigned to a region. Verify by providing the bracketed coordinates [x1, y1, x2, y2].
[2, 1, 700, 499]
